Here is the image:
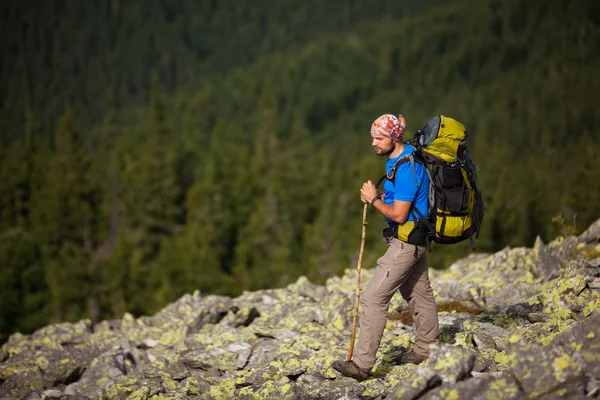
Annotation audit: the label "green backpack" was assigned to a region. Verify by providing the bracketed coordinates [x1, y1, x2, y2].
[378, 115, 485, 250]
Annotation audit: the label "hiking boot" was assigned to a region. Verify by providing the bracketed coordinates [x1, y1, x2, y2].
[396, 351, 428, 365]
[332, 360, 370, 381]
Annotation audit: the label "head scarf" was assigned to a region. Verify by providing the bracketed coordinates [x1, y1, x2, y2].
[370, 114, 407, 142]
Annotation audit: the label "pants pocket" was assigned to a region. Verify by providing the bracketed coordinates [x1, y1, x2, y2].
[375, 269, 390, 290]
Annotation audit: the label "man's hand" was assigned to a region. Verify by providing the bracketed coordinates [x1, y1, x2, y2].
[360, 180, 379, 204]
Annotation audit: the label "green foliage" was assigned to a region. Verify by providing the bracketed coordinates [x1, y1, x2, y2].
[0, 228, 49, 340]
[551, 214, 578, 238]
[0, 0, 599, 336]
[0, 0, 447, 132]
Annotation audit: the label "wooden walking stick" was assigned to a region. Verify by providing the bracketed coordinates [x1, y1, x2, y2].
[347, 203, 368, 361]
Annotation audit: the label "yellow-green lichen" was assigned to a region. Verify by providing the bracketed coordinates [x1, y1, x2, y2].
[381, 365, 417, 386]
[332, 314, 345, 330]
[96, 376, 110, 387]
[182, 376, 203, 397]
[552, 353, 574, 381]
[508, 334, 522, 344]
[581, 244, 600, 260]
[555, 387, 568, 396]
[126, 387, 150, 400]
[208, 379, 236, 398]
[35, 356, 49, 370]
[489, 313, 517, 330]
[489, 378, 520, 394]
[432, 354, 459, 372]
[539, 334, 557, 347]
[104, 383, 134, 400]
[446, 388, 460, 400]
[454, 332, 475, 350]
[161, 377, 177, 392]
[281, 383, 292, 393]
[494, 351, 516, 367]
[582, 298, 600, 318]
[158, 329, 185, 346]
[250, 377, 290, 398]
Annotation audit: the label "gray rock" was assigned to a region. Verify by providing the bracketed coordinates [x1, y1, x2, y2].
[419, 373, 524, 400]
[428, 344, 476, 384]
[287, 276, 328, 302]
[550, 312, 600, 383]
[0, 371, 44, 398]
[236, 347, 253, 369]
[225, 306, 261, 327]
[578, 217, 600, 243]
[164, 359, 189, 380]
[388, 368, 442, 400]
[265, 381, 309, 400]
[63, 382, 82, 396]
[472, 331, 497, 351]
[507, 339, 586, 398]
[40, 389, 62, 399]
[186, 299, 233, 334]
[530, 236, 565, 281]
[587, 376, 600, 398]
[472, 356, 496, 373]
[298, 374, 364, 400]
[471, 321, 511, 351]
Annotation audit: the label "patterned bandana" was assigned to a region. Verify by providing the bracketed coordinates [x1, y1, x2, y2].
[370, 114, 407, 142]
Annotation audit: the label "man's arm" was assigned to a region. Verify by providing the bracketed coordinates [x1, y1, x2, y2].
[360, 180, 412, 224]
[372, 198, 412, 224]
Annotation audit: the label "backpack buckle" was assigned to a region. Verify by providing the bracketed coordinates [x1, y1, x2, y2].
[382, 226, 398, 238]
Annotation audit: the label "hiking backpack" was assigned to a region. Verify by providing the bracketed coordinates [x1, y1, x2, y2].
[379, 115, 485, 249]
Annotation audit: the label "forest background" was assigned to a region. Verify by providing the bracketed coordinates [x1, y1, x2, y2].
[1, 0, 599, 342]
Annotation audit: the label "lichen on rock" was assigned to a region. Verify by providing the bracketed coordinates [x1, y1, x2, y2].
[1, 218, 600, 399]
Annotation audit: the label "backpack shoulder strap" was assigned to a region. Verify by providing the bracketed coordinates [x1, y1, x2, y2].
[375, 154, 407, 189]
[407, 153, 418, 187]
[375, 152, 421, 189]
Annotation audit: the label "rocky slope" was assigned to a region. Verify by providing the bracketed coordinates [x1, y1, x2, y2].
[1, 219, 600, 399]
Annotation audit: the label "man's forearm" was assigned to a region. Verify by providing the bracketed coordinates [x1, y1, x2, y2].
[371, 197, 398, 223]
[370, 196, 409, 224]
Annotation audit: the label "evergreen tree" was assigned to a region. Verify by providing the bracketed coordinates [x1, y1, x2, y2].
[231, 88, 296, 290]
[0, 228, 48, 339]
[120, 73, 182, 314]
[28, 109, 101, 322]
[92, 92, 127, 320]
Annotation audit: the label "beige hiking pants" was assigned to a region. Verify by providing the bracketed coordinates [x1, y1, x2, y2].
[352, 238, 439, 371]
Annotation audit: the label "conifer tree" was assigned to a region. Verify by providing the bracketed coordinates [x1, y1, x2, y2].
[232, 87, 296, 290]
[148, 120, 238, 304]
[0, 228, 48, 337]
[561, 131, 600, 232]
[29, 109, 100, 322]
[0, 107, 37, 232]
[92, 92, 128, 320]
[120, 73, 182, 313]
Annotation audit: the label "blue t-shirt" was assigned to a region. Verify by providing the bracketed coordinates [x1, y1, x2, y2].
[382, 144, 430, 224]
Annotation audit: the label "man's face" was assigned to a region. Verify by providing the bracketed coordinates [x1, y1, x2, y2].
[371, 134, 395, 156]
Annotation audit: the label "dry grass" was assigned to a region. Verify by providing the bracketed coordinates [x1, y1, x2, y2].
[388, 300, 484, 325]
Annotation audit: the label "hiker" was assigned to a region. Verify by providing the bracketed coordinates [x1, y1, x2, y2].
[333, 113, 439, 381]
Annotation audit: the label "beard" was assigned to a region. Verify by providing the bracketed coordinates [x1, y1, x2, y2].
[374, 142, 395, 156]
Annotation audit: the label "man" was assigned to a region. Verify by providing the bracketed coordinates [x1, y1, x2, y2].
[332, 114, 439, 381]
